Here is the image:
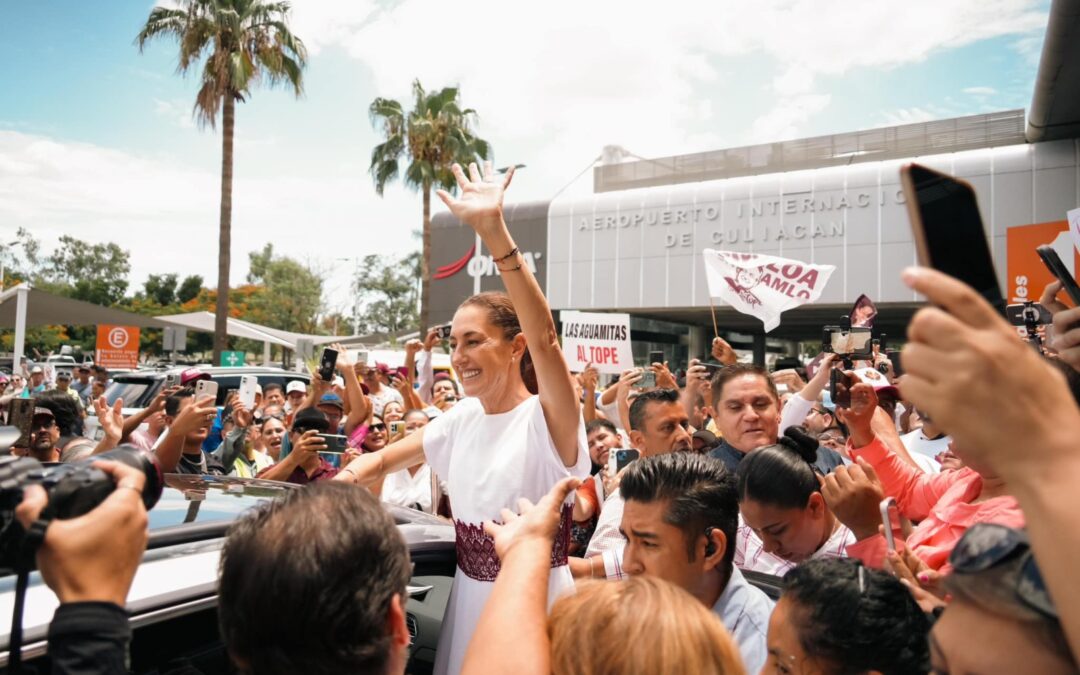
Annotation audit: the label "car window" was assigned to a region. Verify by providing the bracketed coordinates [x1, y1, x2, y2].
[105, 380, 153, 407]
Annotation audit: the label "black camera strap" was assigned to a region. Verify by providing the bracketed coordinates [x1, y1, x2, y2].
[9, 517, 51, 674]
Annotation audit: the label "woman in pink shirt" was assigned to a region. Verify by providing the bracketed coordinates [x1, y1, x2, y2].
[826, 381, 1023, 573]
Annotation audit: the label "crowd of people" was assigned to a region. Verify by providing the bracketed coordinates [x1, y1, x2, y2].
[7, 161, 1080, 674]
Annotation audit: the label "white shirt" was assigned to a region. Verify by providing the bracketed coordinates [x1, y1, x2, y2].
[735, 515, 855, 576]
[381, 464, 434, 513]
[585, 488, 628, 578]
[713, 567, 774, 675]
[900, 429, 951, 469]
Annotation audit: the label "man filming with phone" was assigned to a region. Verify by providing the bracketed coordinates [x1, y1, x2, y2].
[157, 387, 239, 475]
[256, 408, 338, 485]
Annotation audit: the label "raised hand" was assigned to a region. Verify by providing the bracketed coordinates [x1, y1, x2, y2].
[483, 477, 580, 561]
[94, 396, 124, 442]
[332, 342, 354, 372]
[819, 457, 886, 540]
[711, 337, 737, 365]
[435, 161, 515, 237]
[404, 338, 424, 357]
[653, 362, 678, 390]
[578, 363, 599, 392]
[836, 380, 878, 447]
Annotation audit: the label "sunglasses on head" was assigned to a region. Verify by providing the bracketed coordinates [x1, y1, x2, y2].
[949, 523, 1055, 618]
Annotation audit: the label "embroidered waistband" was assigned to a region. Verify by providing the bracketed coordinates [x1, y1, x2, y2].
[454, 503, 573, 582]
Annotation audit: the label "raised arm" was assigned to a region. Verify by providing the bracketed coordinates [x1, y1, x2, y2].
[416, 331, 439, 404]
[579, 364, 599, 423]
[334, 429, 426, 486]
[437, 162, 581, 466]
[333, 345, 370, 436]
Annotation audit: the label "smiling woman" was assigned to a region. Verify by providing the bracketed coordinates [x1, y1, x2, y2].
[335, 161, 590, 675]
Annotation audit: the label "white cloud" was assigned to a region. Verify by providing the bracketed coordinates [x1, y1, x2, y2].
[963, 86, 998, 96]
[750, 94, 832, 143]
[0, 129, 420, 310]
[879, 107, 939, 126]
[153, 98, 195, 129]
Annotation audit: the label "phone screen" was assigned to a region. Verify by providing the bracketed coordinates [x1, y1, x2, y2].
[648, 350, 664, 365]
[319, 348, 338, 382]
[903, 164, 1004, 313]
[830, 369, 855, 408]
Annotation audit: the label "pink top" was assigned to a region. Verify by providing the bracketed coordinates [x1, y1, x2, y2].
[846, 436, 1024, 573]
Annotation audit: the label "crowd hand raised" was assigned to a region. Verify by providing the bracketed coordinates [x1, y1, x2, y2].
[771, 369, 806, 394]
[292, 430, 328, 460]
[684, 360, 710, 393]
[389, 373, 410, 394]
[310, 371, 331, 396]
[423, 329, 441, 352]
[436, 161, 515, 235]
[818, 457, 886, 540]
[711, 337, 737, 365]
[599, 464, 621, 497]
[405, 338, 425, 357]
[232, 401, 253, 429]
[652, 362, 678, 390]
[1045, 291, 1080, 374]
[578, 363, 599, 393]
[15, 460, 149, 606]
[835, 380, 878, 447]
[172, 396, 219, 436]
[484, 477, 580, 561]
[331, 342, 354, 372]
[93, 396, 124, 442]
[901, 267, 1080, 479]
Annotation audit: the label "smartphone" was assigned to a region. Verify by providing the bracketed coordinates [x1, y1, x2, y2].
[394, 366, 409, 380]
[1036, 245, 1080, 306]
[317, 433, 349, 454]
[436, 324, 452, 340]
[886, 349, 904, 377]
[355, 350, 369, 366]
[900, 163, 1005, 314]
[614, 449, 641, 473]
[638, 369, 656, 389]
[194, 379, 219, 403]
[164, 373, 180, 389]
[9, 399, 35, 448]
[318, 348, 339, 382]
[880, 497, 898, 553]
[823, 326, 873, 359]
[389, 420, 405, 437]
[1006, 303, 1053, 327]
[829, 369, 855, 408]
[699, 361, 727, 373]
[648, 350, 664, 366]
[238, 375, 258, 409]
[318, 451, 345, 469]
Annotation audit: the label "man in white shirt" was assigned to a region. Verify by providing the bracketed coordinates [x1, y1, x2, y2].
[618, 453, 773, 675]
[575, 388, 692, 578]
[899, 408, 949, 474]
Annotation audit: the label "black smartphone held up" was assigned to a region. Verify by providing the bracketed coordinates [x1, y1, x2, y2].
[885, 349, 903, 378]
[648, 350, 664, 366]
[830, 369, 856, 408]
[1036, 245, 1080, 306]
[614, 448, 641, 473]
[900, 163, 1005, 314]
[318, 348, 338, 382]
[436, 324, 453, 340]
[317, 433, 349, 454]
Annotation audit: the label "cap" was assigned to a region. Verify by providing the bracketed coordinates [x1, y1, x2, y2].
[77, 364, 91, 372]
[56, 370, 72, 380]
[30, 366, 43, 375]
[375, 362, 391, 375]
[851, 367, 900, 396]
[255, 384, 263, 394]
[179, 368, 211, 386]
[292, 407, 329, 433]
[318, 393, 345, 410]
[286, 380, 307, 395]
[33, 406, 55, 418]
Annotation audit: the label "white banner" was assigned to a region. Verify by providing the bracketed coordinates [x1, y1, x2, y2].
[560, 310, 633, 374]
[702, 249, 836, 332]
[1068, 207, 1080, 256]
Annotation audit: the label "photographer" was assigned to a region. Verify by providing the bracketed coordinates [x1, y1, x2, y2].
[15, 460, 150, 675]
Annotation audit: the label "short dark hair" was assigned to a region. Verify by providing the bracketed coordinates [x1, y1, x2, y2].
[164, 386, 195, 417]
[620, 453, 738, 570]
[33, 390, 82, 436]
[628, 388, 680, 432]
[710, 364, 779, 406]
[782, 558, 930, 675]
[586, 418, 618, 436]
[736, 426, 820, 510]
[219, 482, 410, 675]
[263, 382, 285, 395]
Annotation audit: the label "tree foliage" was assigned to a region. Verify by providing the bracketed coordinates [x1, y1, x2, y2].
[352, 251, 420, 335]
[245, 244, 324, 334]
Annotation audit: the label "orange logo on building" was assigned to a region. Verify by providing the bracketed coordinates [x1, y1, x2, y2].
[96, 325, 140, 369]
[1006, 220, 1079, 307]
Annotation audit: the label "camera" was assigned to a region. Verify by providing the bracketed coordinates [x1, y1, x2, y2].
[1006, 302, 1052, 348]
[821, 325, 873, 359]
[0, 444, 163, 572]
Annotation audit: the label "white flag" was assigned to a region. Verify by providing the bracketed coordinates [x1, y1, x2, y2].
[702, 249, 836, 332]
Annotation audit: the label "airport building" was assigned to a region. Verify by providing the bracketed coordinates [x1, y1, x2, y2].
[430, 5, 1080, 366]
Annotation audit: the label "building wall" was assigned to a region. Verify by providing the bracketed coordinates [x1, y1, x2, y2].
[546, 139, 1080, 311]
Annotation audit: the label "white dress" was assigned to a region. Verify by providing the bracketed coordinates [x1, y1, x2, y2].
[423, 395, 590, 675]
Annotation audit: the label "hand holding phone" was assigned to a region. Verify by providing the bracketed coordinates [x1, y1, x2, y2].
[880, 497, 898, 552]
[318, 348, 339, 383]
[608, 448, 641, 474]
[1036, 245, 1080, 306]
[194, 380, 219, 403]
[637, 369, 656, 389]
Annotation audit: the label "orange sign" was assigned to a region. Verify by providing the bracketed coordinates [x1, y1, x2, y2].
[95, 325, 140, 369]
[1006, 220, 1080, 307]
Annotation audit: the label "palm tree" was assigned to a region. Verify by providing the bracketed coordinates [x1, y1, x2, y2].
[369, 80, 490, 334]
[137, 0, 306, 364]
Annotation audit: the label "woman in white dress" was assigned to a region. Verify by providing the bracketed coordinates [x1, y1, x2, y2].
[336, 161, 589, 675]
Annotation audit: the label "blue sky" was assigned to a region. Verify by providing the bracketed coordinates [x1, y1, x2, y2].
[0, 0, 1051, 316]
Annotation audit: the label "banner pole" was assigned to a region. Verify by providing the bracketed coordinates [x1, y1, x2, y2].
[708, 295, 720, 339]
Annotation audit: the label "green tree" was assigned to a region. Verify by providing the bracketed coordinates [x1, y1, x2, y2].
[353, 251, 420, 335]
[137, 0, 307, 364]
[369, 80, 490, 334]
[246, 244, 324, 333]
[44, 235, 132, 306]
[177, 274, 204, 304]
[143, 273, 178, 306]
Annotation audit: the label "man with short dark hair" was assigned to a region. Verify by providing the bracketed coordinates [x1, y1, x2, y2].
[709, 363, 842, 474]
[256, 408, 337, 485]
[218, 482, 412, 674]
[157, 387, 242, 475]
[25, 407, 62, 462]
[71, 365, 94, 401]
[579, 388, 693, 577]
[263, 382, 286, 409]
[619, 453, 773, 674]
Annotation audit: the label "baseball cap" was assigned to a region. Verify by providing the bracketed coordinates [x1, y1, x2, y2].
[255, 384, 263, 395]
[318, 393, 345, 410]
[56, 370, 72, 380]
[286, 380, 307, 395]
[77, 364, 91, 372]
[292, 407, 329, 433]
[179, 368, 211, 386]
[33, 406, 55, 419]
[375, 362, 391, 375]
[851, 367, 900, 397]
[30, 366, 43, 375]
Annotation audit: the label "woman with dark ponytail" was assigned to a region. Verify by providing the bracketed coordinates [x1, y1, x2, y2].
[735, 426, 855, 575]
